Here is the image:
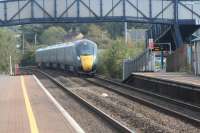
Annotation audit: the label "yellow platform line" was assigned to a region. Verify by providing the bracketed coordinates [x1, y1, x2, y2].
[21, 76, 39, 133]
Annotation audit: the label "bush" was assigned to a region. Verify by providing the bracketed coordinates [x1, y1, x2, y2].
[97, 38, 145, 79]
[40, 26, 67, 44]
[21, 50, 36, 66]
[0, 28, 21, 73]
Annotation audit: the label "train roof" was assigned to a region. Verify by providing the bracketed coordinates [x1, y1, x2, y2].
[36, 42, 73, 52]
[74, 39, 97, 45]
[36, 39, 97, 52]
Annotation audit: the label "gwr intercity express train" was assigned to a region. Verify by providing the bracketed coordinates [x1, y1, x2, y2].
[35, 39, 97, 74]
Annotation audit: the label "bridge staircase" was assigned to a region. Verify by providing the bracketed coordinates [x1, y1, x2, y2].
[146, 24, 200, 50]
[123, 23, 200, 81]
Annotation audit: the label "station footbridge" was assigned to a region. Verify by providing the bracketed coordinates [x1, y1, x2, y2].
[0, 0, 200, 48]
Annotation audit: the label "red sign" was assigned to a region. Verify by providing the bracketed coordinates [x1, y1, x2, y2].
[15, 64, 20, 75]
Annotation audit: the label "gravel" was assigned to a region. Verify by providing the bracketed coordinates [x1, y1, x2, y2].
[51, 72, 200, 133]
[36, 73, 121, 133]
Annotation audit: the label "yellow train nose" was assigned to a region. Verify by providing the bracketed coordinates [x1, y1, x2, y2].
[80, 55, 94, 72]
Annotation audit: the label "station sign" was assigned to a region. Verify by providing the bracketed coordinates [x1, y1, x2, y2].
[152, 44, 170, 51]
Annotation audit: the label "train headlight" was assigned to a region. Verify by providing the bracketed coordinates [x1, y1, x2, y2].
[77, 56, 80, 60]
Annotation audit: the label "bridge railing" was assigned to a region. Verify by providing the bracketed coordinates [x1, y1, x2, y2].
[123, 49, 154, 80]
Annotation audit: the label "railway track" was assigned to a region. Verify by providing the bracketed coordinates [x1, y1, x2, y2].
[21, 68, 200, 129]
[85, 74, 200, 127]
[23, 68, 133, 133]
[95, 75, 200, 111]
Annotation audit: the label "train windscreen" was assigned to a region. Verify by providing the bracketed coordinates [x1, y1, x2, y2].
[77, 41, 94, 55]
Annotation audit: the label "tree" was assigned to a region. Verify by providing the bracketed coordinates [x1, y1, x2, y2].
[104, 39, 128, 78]
[39, 26, 67, 44]
[16, 25, 44, 45]
[0, 28, 21, 73]
[85, 24, 112, 48]
[97, 38, 145, 79]
[20, 49, 36, 66]
[102, 22, 124, 39]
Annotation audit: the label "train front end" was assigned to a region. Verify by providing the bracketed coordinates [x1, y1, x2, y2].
[76, 40, 97, 74]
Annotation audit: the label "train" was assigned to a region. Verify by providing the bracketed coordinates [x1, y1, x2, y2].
[35, 39, 98, 74]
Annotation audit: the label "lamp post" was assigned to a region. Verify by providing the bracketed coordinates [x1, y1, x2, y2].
[34, 33, 37, 46]
[9, 56, 13, 76]
[22, 33, 25, 54]
[124, 22, 128, 44]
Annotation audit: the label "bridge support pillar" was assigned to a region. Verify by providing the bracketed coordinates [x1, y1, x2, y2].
[172, 24, 183, 48]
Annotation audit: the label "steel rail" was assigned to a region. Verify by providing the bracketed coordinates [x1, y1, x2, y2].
[21, 68, 200, 127]
[95, 75, 200, 111]
[22, 68, 134, 133]
[83, 74, 200, 127]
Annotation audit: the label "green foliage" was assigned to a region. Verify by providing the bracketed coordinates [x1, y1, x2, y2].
[21, 49, 36, 66]
[40, 26, 67, 44]
[102, 39, 126, 78]
[87, 24, 103, 40]
[102, 22, 124, 39]
[19, 25, 44, 43]
[0, 28, 21, 73]
[85, 24, 111, 49]
[18, 23, 147, 45]
[20, 43, 48, 67]
[97, 38, 145, 79]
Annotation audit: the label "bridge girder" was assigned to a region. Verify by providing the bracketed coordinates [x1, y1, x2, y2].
[0, 0, 199, 26]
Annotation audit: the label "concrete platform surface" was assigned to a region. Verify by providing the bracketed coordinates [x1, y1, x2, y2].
[0, 75, 79, 133]
[133, 72, 200, 87]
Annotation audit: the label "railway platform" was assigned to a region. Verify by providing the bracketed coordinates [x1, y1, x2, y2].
[0, 75, 83, 133]
[125, 72, 200, 105]
[132, 72, 200, 87]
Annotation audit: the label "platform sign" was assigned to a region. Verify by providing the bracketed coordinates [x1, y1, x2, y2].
[152, 43, 171, 70]
[152, 44, 170, 52]
[148, 39, 154, 50]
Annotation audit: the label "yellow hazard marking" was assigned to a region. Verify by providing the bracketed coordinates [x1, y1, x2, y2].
[21, 76, 39, 133]
[80, 55, 93, 72]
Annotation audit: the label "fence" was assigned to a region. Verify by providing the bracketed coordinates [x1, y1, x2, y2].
[123, 49, 154, 80]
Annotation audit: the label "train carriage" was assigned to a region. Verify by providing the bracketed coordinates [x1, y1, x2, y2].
[36, 39, 97, 74]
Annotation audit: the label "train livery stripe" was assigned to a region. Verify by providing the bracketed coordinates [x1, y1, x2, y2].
[33, 75, 85, 133]
[20, 76, 39, 133]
